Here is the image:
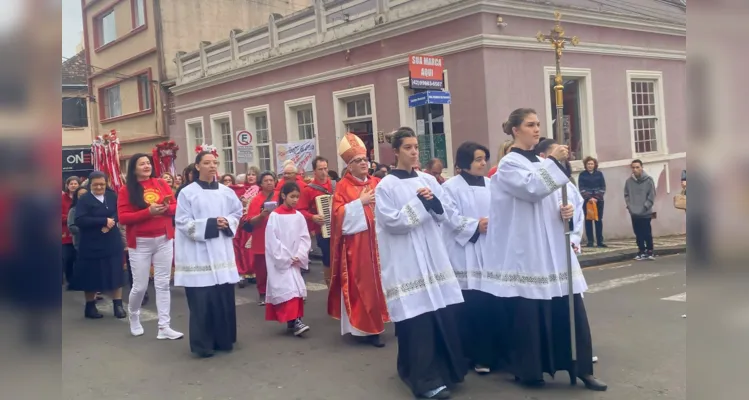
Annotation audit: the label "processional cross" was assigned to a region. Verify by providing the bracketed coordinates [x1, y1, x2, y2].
[536, 11, 581, 386]
[536, 11, 579, 149]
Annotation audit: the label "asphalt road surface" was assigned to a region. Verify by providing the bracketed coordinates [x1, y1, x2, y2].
[62, 254, 686, 400]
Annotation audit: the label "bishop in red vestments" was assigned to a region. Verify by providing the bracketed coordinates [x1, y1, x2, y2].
[328, 133, 390, 347]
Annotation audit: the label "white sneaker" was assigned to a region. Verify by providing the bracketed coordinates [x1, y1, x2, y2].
[592, 356, 599, 363]
[129, 314, 144, 337]
[157, 326, 184, 340]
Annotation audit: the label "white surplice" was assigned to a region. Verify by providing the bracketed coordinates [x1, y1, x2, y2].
[555, 181, 585, 253]
[264, 210, 310, 305]
[486, 152, 588, 299]
[174, 182, 243, 288]
[440, 174, 491, 292]
[375, 171, 463, 322]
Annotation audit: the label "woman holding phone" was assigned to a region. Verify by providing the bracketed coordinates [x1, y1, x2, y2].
[247, 171, 278, 305]
[118, 154, 183, 340]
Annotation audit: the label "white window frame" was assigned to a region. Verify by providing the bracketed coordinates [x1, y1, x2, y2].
[184, 116, 205, 160]
[243, 104, 274, 172]
[626, 70, 668, 158]
[209, 111, 234, 175]
[103, 85, 122, 119]
[284, 96, 319, 156]
[396, 70, 454, 176]
[133, 0, 146, 27]
[332, 85, 379, 170]
[99, 10, 117, 46]
[543, 66, 596, 170]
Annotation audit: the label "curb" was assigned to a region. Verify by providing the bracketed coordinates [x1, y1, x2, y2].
[579, 245, 686, 268]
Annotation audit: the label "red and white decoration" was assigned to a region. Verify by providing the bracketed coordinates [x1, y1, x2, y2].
[152, 140, 180, 177]
[92, 130, 123, 191]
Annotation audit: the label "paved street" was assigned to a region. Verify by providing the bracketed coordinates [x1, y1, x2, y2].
[62, 254, 686, 400]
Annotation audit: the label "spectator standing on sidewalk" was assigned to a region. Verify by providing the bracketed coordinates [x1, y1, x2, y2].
[578, 156, 608, 247]
[624, 160, 656, 260]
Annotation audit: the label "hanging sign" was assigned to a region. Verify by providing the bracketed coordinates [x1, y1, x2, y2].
[408, 54, 444, 90]
[236, 130, 254, 163]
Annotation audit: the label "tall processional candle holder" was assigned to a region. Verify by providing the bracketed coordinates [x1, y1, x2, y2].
[536, 10, 580, 386]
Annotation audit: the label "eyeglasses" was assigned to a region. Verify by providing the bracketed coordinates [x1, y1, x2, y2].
[349, 158, 369, 164]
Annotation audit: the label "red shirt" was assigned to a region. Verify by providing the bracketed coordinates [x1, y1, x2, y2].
[117, 178, 176, 249]
[488, 166, 498, 178]
[62, 192, 73, 244]
[247, 190, 278, 255]
[298, 178, 334, 235]
[275, 176, 307, 192]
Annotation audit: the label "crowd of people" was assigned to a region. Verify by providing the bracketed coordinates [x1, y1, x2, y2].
[61, 106, 690, 398]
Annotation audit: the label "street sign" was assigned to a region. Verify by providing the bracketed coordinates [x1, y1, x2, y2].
[408, 91, 451, 108]
[236, 130, 254, 163]
[408, 54, 444, 90]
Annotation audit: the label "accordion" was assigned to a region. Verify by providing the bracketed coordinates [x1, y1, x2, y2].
[315, 195, 333, 239]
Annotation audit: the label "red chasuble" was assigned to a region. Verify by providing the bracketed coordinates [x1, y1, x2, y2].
[327, 172, 390, 334]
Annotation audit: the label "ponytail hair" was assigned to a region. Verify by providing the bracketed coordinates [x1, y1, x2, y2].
[502, 108, 537, 137]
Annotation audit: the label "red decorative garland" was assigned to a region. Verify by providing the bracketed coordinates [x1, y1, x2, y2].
[152, 140, 179, 177]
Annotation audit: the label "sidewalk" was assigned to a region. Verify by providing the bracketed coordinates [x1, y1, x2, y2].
[311, 235, 687, 267]
[577, 234, 686, 267]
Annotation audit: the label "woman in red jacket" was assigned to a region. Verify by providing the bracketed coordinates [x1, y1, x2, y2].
[62, 176, 81, 288]
[118, 154, 183, 340]
[247, 171, 278, 305]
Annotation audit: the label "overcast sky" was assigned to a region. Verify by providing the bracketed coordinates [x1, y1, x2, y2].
[62, 0, 83, 59]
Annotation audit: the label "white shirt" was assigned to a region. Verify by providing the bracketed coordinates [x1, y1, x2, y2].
[440, 173, 491, 292]
[375, 170, 464, 322]
[486, 152, 588, 299]
[174, 182, 243, 287]
[264, 209, 311, 305]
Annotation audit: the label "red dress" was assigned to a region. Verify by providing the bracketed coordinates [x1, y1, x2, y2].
[232, 185, 257, 279]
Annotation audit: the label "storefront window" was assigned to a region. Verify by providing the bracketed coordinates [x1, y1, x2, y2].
[415, 104, 448, 168]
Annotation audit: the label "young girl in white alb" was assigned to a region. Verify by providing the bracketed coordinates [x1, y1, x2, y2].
[264, 181, 311, 336]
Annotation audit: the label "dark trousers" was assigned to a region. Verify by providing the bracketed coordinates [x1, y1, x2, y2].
[316, 234, 331, 267]
[62, 244, 77, 285]
[583, 201, 605, 245]
[631, 216, 653, 253]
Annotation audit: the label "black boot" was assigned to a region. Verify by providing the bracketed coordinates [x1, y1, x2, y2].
[113, 299, 127, 319]
[368, 334, 385, 348]
[515, 376, 545, 387]
[84, 301, 103, 319]
[578, 375, 608, 391]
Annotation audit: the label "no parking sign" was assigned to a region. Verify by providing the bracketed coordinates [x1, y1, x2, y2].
[236, 130, 254, 163]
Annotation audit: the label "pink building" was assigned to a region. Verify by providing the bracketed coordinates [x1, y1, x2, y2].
[168, 0, 686, 239]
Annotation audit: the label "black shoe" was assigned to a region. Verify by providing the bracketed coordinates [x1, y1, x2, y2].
[597, 243, 608, 248]
[238, 280, 246, 288]
[247, 277, 256, 284]
[578, 375, 608, 391]
[141, 292, 150, 306]
[368, 334, 385, 348]
[113, 300, 127, 319]
[585, 242, 595, 248]
[84, 301, 103, 319]
[196, 351, 215, 358]
[515, 376, 545, 387]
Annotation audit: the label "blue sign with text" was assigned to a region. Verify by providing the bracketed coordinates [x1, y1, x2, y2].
[408, 91, 451, 108]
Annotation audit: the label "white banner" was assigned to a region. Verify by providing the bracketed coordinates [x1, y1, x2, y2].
[275, 139, 316, 173]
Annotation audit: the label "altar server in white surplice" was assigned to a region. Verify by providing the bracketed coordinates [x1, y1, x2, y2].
[487, 108, 607, 391]
[440, 141, 508, 376]
[174, 150, 243, 358]
[375, 127, 467, 400]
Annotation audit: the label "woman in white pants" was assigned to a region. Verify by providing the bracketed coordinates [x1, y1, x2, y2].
[117, 154, 183, 339]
